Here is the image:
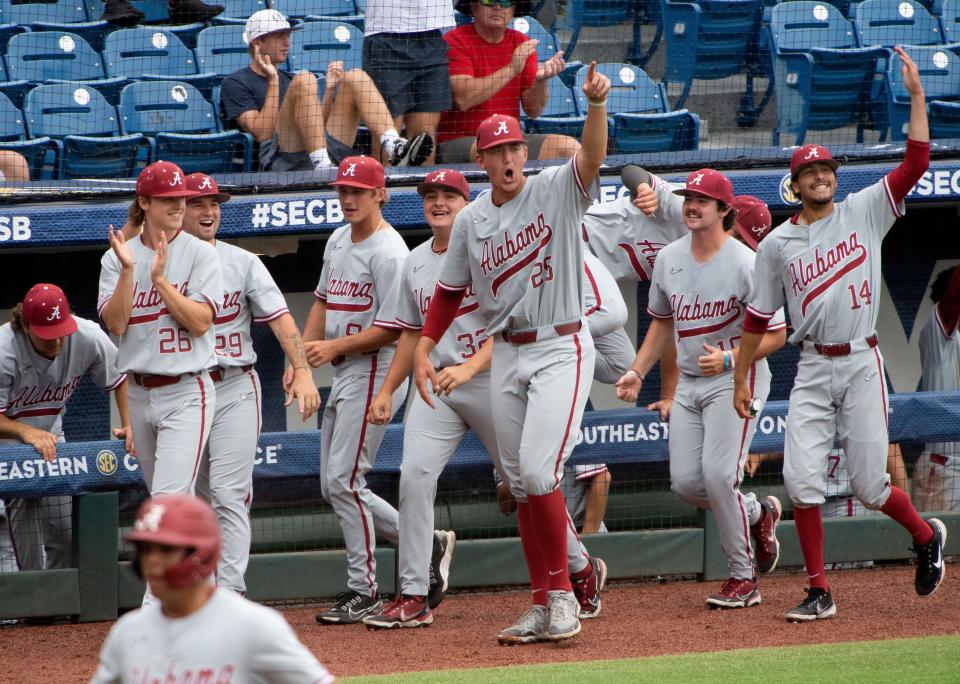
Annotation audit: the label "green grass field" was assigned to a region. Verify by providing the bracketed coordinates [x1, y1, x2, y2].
[344, 635, 960, 683]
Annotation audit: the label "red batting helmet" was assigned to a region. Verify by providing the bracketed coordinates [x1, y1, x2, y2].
[136, 161, 195, 198]
[732, 195, 773, 251]
[125, 494, 221, 589]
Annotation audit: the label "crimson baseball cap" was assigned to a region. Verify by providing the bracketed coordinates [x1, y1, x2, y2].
[732, 195, 772, 250]
[790, 144, 839, 179]
[185, 173, 231, 203]
[672, 168, 734, 206]
[476, 114, 525, 151]
[417, 168, 469, 199]
[22, 283, 78, 340]
[330, 156, 385, 190]
[136, 161, 195, 198]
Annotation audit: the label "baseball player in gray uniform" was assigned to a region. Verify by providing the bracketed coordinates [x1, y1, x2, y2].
[0, 284, 130, 571]
[913, 266, 960, 511]
[413, 61, 611, 645]
[92, 494, 334, 684]
[616, 169, 787, 609]
[734, 47, 946, 622]
[304, 156, 410, 625]
[99, 161, 223, 500]
[179, 172, 320, 595]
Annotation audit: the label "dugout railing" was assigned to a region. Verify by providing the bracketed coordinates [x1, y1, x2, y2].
[1, 393, 958, 623]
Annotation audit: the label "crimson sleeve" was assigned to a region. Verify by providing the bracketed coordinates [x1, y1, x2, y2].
[743, 311, 770, 335]
[885, 138, 930, 204]
[421, 285, 466, 343]
[937, 266, 960, 336]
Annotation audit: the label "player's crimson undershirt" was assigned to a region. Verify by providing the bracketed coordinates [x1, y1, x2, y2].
[421, 285, 466, 343]
[742, 137, 931, 336]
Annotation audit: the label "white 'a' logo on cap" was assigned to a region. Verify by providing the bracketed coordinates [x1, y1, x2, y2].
[691, 172, 704, 185]
[495, 120, 510, 136]
[804, 147, 820, 160]
[344, 163, 358, 177]
[434, 171, 446, 182]
[136, 503, 166, 532]
[198, 176, 213, 190]
[751, 223, 767, 236]
[47, 305, 61, 321]
[170, 171, 182, 186]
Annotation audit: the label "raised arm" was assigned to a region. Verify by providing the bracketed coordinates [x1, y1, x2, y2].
[101, 227, 136, 336]
[885, 47, 930, 203]
[614, 316, 674, 403]
[150, 233, 214, 337]
[574, 61, 611, 188]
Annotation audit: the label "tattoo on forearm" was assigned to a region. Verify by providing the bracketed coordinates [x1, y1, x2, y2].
[289, 331, 309, 370]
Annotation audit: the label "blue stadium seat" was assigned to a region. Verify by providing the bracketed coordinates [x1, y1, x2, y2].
[212, 0, 267, 24]
[883, 45, 960, 139]
[523, 76, 586, 137]
[627, 0, 664, 68]
[582, 0, 635, 25]
[0, 0, 114, 53]
[23, 83, 146, 178]
[660, 0, 763, 109]
[5, 31, 130, 103]
[0, 22, 28, 52]
[196, 24, 250, 76]
[119, 80, 253, 172]
[103, 28, 218, 96]
[0, 90, 56, 178]
[510, 15, 559, 62]
[768, 1, 888, 144]
[549, 0, 583, 55]
[0, 57, 34, 109]
[941, 0, 960, 41]
[287, 20, 363, 74]
[854, 0, 944, 47]
[575, 63, 699, 152]
[303, 0, 364, 27]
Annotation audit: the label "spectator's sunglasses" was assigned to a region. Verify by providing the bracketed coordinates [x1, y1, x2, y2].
[477, 0, 515, 7]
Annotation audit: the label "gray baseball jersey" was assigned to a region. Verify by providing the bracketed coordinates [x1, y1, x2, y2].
[581, 176, 686, 282]
[91, 589, 334, 684]
[439, 157, 597, 333]
[648, 235, 786, 376]
[212, 240, 289, 366]
[98, 230, 223, 374]
[0, 317, 125, 434]
[315, 223, 408, 371]
[747, 179, 901, 344]
[395, 236, 487, 368]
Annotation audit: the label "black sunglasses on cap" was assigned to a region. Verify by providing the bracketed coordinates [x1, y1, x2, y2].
[477, 0, 514, 7]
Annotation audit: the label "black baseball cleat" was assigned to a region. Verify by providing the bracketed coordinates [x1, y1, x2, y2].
[388, 132, 433, 167]
[427, 529, 456, 609]
[167, 0, 224, 24]
[785, 587, 836, 622]
[101, 0, 145, 25]
[315, 590, 383, 625]
[914, 518, 947, 597]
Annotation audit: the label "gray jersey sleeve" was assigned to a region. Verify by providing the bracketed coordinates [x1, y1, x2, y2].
[89, 621, 123, 684]
[746, 233, 787, 320]
[188, 240, 224, 314]
[583, 250, 628, 338]
[0, 326, 17, 411]
[84, 321, 125, 391]
[249, 607, 335, 683]
[646, 252, 673, 319]
[395, 258, 423, 329]
[843, 176, 905, 240]
[97, 249, 122, 319]
[650, 174, 686, 226]
[246, 255, 289, 323]
[438, 212, 472, 292]
[314, 228, 339, 300]
[372, 248, 406, 330]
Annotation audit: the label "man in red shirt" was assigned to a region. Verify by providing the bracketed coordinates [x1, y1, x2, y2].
[437, 0, 579, 163]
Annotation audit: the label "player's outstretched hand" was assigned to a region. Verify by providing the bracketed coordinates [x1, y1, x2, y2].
[108, 224, 135, 270]
[304, 340, 338, 368]
[112, 425, 136, 457]
[150, 230, 169, 283]
[633, 182, 658, 216]
[413, 348, 439, 410]
[895, 46, 923, 97]
[581, 61, 611, 104]
[697, 343, 725, 376]
[436, 363, 476, 396]
[22, 426, 58, 463]
[367, 390, 393, 425]
[284, 368, 320, 421]
[647, 398, 673, 420]
[614, 369, 642, 403]
[732, 376, 753, 419]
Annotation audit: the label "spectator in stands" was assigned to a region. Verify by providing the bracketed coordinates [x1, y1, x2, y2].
[436, 0, 578, 163]
[0, 151, 30, 182]
[913, 266, 960, 511]
[221, 10, 433, 172]
[102, 0, 224, 27]
[363, 1, 456, 165]
[0, 284, 132, 571]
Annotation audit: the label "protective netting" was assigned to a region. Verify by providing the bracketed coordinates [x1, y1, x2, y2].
[0, 0, 955, 185]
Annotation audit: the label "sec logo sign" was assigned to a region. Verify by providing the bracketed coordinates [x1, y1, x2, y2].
[779, 174, 800, 205]
[96, 449, 118, 476]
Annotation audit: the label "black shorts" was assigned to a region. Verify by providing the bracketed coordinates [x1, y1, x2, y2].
[363, 30, 453, 117]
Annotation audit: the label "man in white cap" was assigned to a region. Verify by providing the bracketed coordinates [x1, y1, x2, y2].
[221, 9, 433, 172]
